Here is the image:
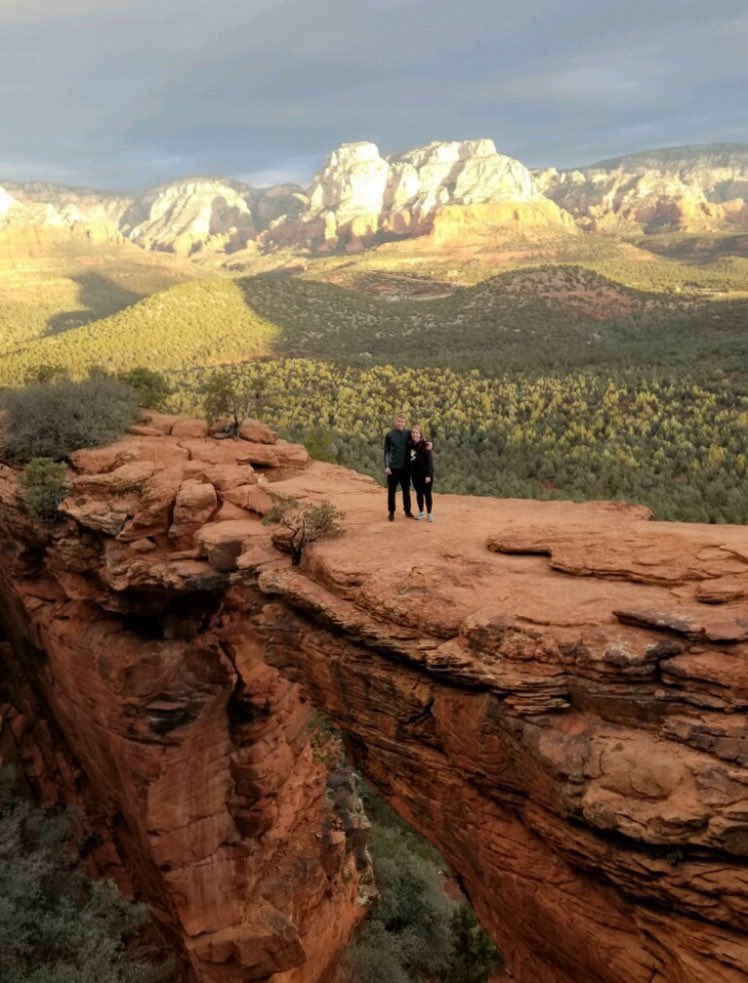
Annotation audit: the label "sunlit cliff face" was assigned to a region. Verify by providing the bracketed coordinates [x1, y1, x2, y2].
[1, 142, 746, 258]
[1, 415, 748, 982]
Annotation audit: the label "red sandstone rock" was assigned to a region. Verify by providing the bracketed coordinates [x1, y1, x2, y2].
[202, 464, 256, 491]
[70, 436, 189, 473]
[169, 479, 219, 545]
[239, 419, 278, 444]
[2, 425, 748, 982]
[172, 418, 210, 439]
[222, 484, 276, 515]
[140, 411, 180, 434]
[117, 465, 185, 542]
[214, 501, 253, 522]
[127, 424, 165, 437]
[196, 519, 267, 572]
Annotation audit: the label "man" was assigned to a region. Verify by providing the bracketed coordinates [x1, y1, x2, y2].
[383, 414, 414, 521]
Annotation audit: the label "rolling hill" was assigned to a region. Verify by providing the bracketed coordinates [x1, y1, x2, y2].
[3, 260, 747, 385]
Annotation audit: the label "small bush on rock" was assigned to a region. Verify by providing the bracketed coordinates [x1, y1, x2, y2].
[263, 497, 345, 565]
[2, 373, 139, 461]
[200, 369, 254, 428]
[19, 458, 70, 521]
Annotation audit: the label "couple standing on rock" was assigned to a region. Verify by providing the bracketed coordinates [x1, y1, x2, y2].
[383, 414, 435, 523]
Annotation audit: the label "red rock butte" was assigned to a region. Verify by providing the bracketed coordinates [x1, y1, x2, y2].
[1, 413, 747, 982]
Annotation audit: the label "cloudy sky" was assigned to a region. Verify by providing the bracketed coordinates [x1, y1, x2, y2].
[2, 0, 746, 190]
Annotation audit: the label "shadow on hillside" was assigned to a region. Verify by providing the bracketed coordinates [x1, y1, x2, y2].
[45, 273, 144, 336]
[231, 265, 748, 376]
[638, 233, 748, 262]
[234, 273, 302, 356]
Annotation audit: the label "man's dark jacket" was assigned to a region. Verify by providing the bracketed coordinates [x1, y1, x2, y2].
[384, 428, 410, 470]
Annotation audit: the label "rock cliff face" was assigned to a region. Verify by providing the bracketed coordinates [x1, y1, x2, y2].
[0, 181, 130, 247]
[0, 138, 573, 258]
[2, 142, 747, 256]
[2, 420, 748, 982]
[536, 143, 748, 233]
[120, 179, 258, 256]
[0, 179, 306, 257]
[267, 139, 575, 251]
[0, 421, 368, 983]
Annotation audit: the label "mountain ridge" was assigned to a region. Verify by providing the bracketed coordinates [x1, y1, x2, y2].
[6, 141, 747, 196]
[586, 142, 748, 170]
[1, 140, 746, 257]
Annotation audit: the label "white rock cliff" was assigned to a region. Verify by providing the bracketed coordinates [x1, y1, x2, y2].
[294, 138, 544, 248]
[536, 144, 748, 232]
[0, 141, 746, 254]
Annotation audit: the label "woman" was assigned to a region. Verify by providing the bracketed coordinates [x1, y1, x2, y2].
[408, 425, 435, 522]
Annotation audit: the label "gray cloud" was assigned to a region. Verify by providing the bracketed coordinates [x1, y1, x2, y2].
[1, 0, 746, 189]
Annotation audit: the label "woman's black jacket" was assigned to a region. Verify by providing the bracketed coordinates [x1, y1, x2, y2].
[408, 439, 434, 483]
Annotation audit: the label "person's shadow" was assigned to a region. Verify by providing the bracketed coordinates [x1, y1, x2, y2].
[45, 273, 144, 335]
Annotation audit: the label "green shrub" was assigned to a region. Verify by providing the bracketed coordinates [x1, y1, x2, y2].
[0, 767, 172, 983]
[199, 369, 254, 426]
[118, 368, 171, 409]
[342, 825, 454, 982]
[342, 787, 499, 983]
[447, 902, 502, 983]
[294, 427, 338, 463]
[2, 374, 139, 461]
[24, 364, 68, 384]
[263, 497, 345, 565]
[19, 458, 69, 521]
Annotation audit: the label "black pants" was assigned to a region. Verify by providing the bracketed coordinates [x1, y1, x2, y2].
[387, 469, 411, 514]
[412, 477, 433, 514]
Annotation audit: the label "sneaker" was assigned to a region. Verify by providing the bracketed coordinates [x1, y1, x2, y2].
[415, 511, 424, 520]
[405, 512, 416, 519]
[388, 512, 395, 522]
[427, 514, 435, 523]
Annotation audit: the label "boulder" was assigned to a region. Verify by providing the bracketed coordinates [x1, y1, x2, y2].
[196, 518, 266, 572]
[238, 419, 277, 445]
[169, 480, 218, 545]
[71, 436, 189, 474]
[172, 418, 209, 439]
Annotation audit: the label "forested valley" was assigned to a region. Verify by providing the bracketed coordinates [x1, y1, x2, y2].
[173, 359, 748, 524]
[3, 256, 748, 524]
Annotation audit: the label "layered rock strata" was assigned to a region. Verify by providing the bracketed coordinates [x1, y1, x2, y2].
[0, 138, 574, 257]
[2, 420, 748, 981]
[536, 143, 748, 233]
[3, 142, 747, 256]
[270, 139, 575, 251]
[0, 420, 368, 983]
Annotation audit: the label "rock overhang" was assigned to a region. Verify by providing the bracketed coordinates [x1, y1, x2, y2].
[2, 419, 748, 980]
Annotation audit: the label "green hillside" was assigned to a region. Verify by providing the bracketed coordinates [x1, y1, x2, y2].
[0, 237, 195, 352]
[172, 358, 748, 524]
[5, 262, 747, 384]
[304, 226, 748, 293]
[237, 267, 748, 374]
[3, 235, 747, 526]
[0, 278, 279, 384]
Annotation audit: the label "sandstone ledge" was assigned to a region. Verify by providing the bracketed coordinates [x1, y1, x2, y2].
[1, 425, 748, 981]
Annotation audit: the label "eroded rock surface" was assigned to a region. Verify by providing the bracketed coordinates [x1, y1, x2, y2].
[0, 422, 366, 983]
[536, 143, 748, 233]
[3, 142, 746, 258]
[272, 138, 575, 251]
[2, 422, 748, 981]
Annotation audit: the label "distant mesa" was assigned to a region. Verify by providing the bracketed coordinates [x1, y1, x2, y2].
[1, 140, 747, 257]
